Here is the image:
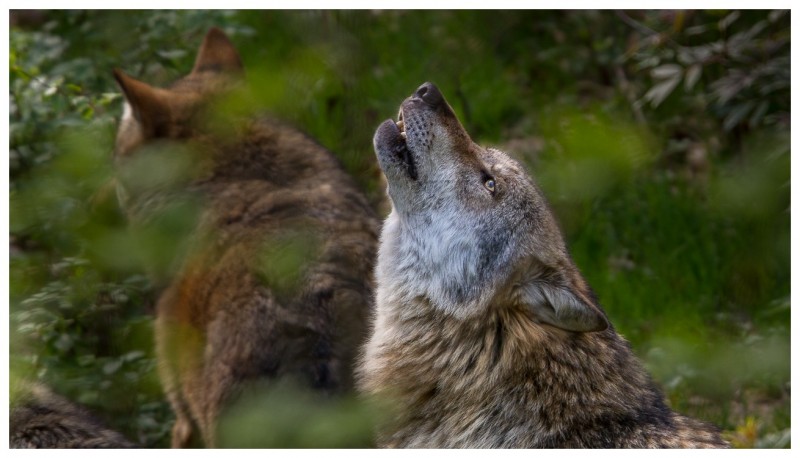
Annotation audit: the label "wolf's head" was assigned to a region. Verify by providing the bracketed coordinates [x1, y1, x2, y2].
[112, 27, 243, 216]
[113, 27, 243, 161]
[374, 82, 608, 332]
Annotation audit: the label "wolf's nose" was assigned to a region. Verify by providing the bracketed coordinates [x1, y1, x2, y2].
[414, 82, 443, 107]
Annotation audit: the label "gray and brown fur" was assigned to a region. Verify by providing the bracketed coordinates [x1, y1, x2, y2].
[113, 28, 380, 447]
[10, 383, 135, 448]
[358, 82, 729, 448]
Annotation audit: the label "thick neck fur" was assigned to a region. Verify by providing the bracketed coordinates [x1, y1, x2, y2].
[362, 295, 672, 447]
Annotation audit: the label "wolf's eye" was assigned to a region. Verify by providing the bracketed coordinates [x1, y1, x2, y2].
[484, 178, 496, 193]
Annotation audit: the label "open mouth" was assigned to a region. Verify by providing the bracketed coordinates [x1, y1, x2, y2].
[375, 108, 417, 181]
[397, 107, 406, 140]
[394, 108, 417, 180]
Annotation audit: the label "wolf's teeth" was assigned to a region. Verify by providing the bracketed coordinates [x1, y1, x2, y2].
[396, 120, 405, 132]
[400, 131, 407, 139]
[397, 108, 404, 122]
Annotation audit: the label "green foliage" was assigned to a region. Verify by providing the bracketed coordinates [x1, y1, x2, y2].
[10, 10, 789, 448]
[535, 106, 657, 204]
[217, 383, 379, 448]
[630, 11, 789, 131]
[9, 257, 171, 445]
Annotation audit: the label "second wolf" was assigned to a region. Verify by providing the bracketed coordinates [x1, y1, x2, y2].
[358, 82, 729, 448]
[113, 29, 380, 447]
[10, 384, 135, 448]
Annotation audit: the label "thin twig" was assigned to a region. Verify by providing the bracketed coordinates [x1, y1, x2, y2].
[615, 10, 661, 37]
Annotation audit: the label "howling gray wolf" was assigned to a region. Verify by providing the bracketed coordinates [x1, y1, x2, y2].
[357, 82, 729, 448]
[10, 383, 135, 448]
[113, 28, 380, 447]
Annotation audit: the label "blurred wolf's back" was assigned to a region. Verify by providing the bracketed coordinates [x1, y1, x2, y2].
[10, 384, 135, 448]
[113, 28, 380, 447]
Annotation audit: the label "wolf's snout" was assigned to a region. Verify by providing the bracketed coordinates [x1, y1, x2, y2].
[413, 82, 443, 107]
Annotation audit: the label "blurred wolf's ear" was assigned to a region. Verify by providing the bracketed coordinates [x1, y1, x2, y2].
[520, 270, 609, 333]
[112, 69, 169, 132]
[192, 27, 243, 75]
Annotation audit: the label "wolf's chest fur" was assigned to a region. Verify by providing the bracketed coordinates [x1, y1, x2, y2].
[361, 291, 728, 448]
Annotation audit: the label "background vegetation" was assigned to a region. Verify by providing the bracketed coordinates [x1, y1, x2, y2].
[9, 10, 790, 448]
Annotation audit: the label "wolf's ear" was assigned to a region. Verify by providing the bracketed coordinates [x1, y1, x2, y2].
[520, 274, 609, 333]
[192, 27, 243, 75]
[112, 69, 169, 131]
